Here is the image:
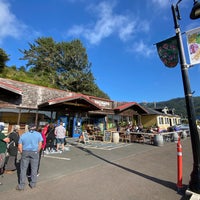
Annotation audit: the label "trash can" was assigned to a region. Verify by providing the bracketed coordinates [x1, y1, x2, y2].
[172, 132, 179, 142]
[154, 134, 164, 147]
[182, 130, 187, 139]
[112, 132, 119, 144]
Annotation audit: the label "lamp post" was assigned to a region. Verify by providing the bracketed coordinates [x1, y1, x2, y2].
[171, 0, 200, 193]
[190, 0, 200, 19]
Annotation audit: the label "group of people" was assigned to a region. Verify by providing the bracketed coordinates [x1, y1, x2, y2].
[0, 121, 66, 190]
[45, 121, 66, 153]
[125, 123, 144, 134]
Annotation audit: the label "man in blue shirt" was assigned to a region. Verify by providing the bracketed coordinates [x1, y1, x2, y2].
[16, 124, 43, 191]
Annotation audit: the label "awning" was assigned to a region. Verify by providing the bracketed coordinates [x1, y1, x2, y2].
[38, 94, 101, 112]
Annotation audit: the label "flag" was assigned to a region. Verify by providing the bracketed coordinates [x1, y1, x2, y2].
[156, 36, 179, 68]
[186, 27, 200, 65]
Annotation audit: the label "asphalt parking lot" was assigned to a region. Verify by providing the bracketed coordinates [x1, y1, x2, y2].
[0, 138, 195, 200]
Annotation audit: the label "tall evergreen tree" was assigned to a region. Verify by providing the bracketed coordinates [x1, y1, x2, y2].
[0, 48, 9, 73]
[19, 37, 109, 99]
[20, 37, 58, 85]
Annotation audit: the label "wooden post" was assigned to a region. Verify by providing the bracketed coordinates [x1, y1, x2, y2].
[17, 109, 21, 125]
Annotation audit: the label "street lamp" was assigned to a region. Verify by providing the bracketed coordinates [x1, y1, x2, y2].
[190, 0, 200, 19]
[171, 0, 200, 194]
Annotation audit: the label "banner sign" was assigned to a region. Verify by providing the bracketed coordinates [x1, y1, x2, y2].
[186, 27, 200, 65]
[156, 36, 179, 68]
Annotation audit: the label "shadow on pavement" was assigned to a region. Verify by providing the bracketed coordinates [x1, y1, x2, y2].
[70, 142, 189, 199]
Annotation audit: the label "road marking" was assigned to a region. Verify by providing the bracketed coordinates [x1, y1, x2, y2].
[82, 143, 132, 150]
[44, 155, 71, 160]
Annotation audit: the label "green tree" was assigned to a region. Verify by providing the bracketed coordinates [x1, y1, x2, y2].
[0, 48, 9, 72]
[20, 37, 58, 85]
[56, 40, 95, 92]
[19, 37, 109, 99]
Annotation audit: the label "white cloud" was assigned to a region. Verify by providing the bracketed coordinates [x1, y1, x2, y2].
[0, 0, 27, 43]
[0, 0, 41, 45]
[130, 40, 155, 57]
[119, 21, 136, 42]
[151, 0, 169, 8]
[67, 1, 150, 45]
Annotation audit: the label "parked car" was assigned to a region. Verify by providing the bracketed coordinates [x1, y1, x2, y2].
[177, 124, 190, 131]
[167, 124, 190, 136]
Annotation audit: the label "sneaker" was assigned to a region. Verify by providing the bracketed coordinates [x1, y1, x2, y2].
[0, 182, 2, 186]
[16, 186, 24, 191]
[37, 173, 40, 177]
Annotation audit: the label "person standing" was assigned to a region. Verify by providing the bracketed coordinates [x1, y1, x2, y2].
[42, 123, 49, 136]
[54, 121, 66, 152]
[37, 126, 46, 176]
[16, 124, 43, 191]
[4, 125, 20, 174]
[0, 125, 7, 185]
[45, 123, 56, 152]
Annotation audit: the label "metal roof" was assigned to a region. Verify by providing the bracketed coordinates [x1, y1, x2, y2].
[0, 81, 23, 95]
[114, 102, 148, 114]
[38, 94, 101, 111]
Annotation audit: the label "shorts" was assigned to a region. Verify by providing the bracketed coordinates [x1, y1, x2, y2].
[56, 138, 65, 144]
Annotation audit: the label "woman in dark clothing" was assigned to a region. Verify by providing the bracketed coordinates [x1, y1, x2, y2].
[0, 125, 7, 184]
[45, 124, 56, 152]
[4, 125, 20, 174]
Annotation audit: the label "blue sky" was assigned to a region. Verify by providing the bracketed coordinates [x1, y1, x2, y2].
[0, 0, 200, 103]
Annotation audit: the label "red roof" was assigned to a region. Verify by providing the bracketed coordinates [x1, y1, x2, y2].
[39, 94, 101, 110]
[114, 102, 147, 113]
[0, 81, 23, 95]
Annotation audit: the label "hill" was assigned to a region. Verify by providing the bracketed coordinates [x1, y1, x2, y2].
[140, 96, 200, 118]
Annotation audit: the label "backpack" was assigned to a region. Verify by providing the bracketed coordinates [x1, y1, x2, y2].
[7, 131, 19, 156]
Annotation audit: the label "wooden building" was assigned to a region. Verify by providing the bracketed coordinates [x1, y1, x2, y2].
[141, 106, 181, 131]
[0, 78, 148, 137]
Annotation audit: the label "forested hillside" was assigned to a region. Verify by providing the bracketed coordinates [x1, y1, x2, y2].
[140, 96, 200, 118]
[0, 39, 109, 99]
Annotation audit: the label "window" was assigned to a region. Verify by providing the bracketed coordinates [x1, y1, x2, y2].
[158, 117, 164, 124]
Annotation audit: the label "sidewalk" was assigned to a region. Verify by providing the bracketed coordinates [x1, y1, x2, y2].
[0, 138, 194, 200]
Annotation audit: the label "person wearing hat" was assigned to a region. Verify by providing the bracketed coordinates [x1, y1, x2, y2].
[0, 125, 7, 185]
[4, 125, 20, 174]
[16, 123, 43, 191]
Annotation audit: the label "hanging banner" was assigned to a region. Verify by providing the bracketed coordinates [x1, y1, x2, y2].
[186, 27, 200, 65]
[156, 36, 179, 68]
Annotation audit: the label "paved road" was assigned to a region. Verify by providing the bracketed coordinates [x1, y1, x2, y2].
[0, 138, 194, 200]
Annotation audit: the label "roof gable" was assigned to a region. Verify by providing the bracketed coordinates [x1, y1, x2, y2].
[38, 94, 101, 111]
[114, 102, 148, 114]
[0, 81, 22, 95]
